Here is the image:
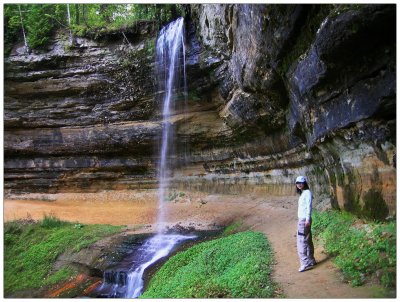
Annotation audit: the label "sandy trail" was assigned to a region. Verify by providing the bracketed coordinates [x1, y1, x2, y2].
[4, 190, 386, 298]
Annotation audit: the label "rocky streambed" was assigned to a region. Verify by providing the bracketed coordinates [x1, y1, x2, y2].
[51, 228, 220, 298]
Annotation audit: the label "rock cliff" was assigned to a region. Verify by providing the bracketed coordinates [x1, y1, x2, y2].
[4, 4, 396, 220]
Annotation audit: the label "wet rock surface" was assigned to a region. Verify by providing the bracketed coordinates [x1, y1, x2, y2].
[52, 228, 221, 298]
[4, 4, 396, 219]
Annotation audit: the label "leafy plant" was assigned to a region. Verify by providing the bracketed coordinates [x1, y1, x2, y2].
[312, 210, 396, 288]
[167, 190, 178, 201]
[41, 213, 69, 229]
[24, 4, 57, 49]
[141, 231, 278, 298]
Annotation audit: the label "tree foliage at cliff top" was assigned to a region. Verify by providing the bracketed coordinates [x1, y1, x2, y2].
[141, 231, 278, 298]
[4, 4, 187, 50]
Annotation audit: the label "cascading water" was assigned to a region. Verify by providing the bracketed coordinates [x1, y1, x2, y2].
[95, 234, 195, 298]
[155, 17, 187, 232]
[124, 17, 190, 298]
[94, 18, 193, 299]
[124, 234, 195, 298]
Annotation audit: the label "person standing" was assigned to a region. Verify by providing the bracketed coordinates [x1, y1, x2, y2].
[296, 175, 317, 272]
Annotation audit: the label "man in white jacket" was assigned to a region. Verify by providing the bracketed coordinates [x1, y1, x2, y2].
[296, 175, 317, 272]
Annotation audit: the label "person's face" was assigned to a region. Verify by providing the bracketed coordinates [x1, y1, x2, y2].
[296, 182, 305, 190]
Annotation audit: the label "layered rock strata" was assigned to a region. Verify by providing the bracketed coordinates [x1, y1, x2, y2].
[4, 4, 396, 219]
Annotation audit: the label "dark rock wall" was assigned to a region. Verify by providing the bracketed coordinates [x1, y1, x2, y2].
[189, 4, 396, 218]
[4, 4, 396, 219]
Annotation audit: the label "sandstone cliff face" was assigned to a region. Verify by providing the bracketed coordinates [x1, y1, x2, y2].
[188, 4, 396, 219]
[4, 4, 396, 220]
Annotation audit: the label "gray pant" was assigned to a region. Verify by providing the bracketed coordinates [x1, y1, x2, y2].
[297, 219, 316, 268]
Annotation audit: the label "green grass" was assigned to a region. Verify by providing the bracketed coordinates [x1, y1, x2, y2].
[4, 215, 123, 296]
[221, 220, 243, 236]
[141, 231, 277, 298]
[312, 210, 396, 288]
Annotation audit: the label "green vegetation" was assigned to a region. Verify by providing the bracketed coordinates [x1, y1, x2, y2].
[4, 215, 122, 296]
[141, 231, 277, 298]
[221, 220, 243, 236]
[167, 190, 178, 201]
[312, 210, 396, 288]
[4, 4, 64, 50]
[4, 4, 188, 52]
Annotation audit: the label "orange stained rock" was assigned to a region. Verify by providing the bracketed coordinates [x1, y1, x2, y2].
[47, 273, 86, 298]
[82, 280, 103, 296]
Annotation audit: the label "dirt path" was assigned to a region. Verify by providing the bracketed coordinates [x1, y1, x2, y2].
[4, 190, 387, 298]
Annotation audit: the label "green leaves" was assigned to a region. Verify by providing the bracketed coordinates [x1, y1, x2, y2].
[141, 231, 277, 298]
[4, 218, 122, 296]
[4, 4, 60, 50]
[312, 210, 396, 288]
[25, 4, 55, 49]
[4, 4, 188, 52]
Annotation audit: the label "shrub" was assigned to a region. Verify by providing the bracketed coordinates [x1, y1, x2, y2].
[41, 213, 69, 229]
[141, 231, 277, 298]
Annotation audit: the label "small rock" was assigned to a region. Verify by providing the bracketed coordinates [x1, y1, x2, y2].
[199, 199, 207, 205]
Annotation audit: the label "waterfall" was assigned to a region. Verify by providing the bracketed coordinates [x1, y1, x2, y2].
[155, 17, 187, 233]
[94, 18, 192, 299]
[124, 18, 190, 297]
[95, 234, 196, 298]
[124, 234, 195, 298]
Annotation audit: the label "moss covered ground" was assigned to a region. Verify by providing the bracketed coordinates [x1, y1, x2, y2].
[141, 230, 278, 298]
[4, 215, 122, 296]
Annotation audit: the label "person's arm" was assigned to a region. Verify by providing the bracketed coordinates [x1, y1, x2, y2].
[304, 190, 312, 227]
